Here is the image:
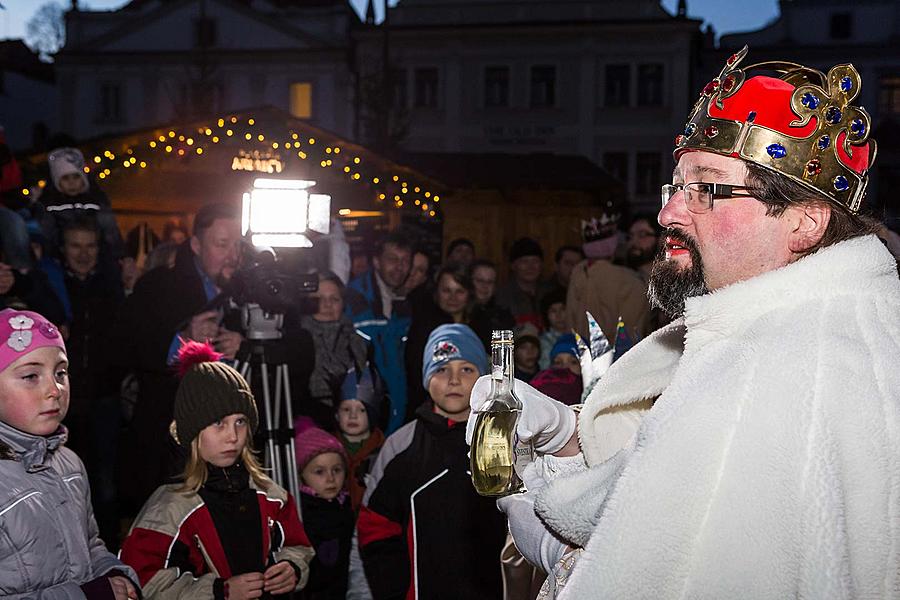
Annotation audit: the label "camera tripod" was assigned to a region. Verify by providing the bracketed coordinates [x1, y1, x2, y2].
[236, 305, 300, 502]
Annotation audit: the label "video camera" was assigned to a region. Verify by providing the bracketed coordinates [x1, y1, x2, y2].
[227, 177, 331, 340]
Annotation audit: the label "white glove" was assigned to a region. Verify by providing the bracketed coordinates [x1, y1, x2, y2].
[465, 375, 577, 455]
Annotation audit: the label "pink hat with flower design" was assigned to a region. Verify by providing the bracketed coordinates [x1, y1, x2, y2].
[0, 309, 66, 374]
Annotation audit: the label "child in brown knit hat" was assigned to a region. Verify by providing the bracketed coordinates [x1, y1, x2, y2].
[119, 341, 314, 599]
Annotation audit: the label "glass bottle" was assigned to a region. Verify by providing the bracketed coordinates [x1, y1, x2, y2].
[470, 330, 533, 496]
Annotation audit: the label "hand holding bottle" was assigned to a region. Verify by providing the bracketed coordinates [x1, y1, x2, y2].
[466, 374, 577, 455]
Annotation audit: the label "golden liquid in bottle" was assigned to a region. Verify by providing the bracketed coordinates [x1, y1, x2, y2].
[470, 409, 524, 497]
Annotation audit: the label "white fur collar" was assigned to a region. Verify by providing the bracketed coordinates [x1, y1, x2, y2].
[578, 235, 897, 466]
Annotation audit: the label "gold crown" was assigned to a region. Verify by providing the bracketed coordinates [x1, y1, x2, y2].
[674, 46, 877, 213]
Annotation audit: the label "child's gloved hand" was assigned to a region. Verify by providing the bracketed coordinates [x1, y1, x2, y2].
[465, 375, 577, 455]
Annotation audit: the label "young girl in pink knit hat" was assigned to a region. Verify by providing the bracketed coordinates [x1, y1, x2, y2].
[0, 308, 139, 599]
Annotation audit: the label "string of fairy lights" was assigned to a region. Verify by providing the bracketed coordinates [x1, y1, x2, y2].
[26, 114, 443, 219]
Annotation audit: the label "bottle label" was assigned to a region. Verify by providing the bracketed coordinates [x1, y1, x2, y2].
[512, 432, 533, 484]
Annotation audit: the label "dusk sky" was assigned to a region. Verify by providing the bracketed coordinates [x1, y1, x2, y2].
[1, 0, 781, 43]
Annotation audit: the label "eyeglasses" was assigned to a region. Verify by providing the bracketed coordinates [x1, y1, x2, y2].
[661, 182, 757, 214]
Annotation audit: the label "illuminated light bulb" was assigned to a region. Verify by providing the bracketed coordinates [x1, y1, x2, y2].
[196, 148, 203, 155]
[373, 177, 380, 184]
[217, 119, 225, 127]
[272, 142, 279, 149]
[401, 181, 407, 187]
[293, 142, 301, 148]
[168, 131, 175, 137]
[321, 161, 327, 167]
[378, 193, 386, 200]
[159, 135, 166, 142]
[429, 210, 435, 217]
[292, 133, 299, 139]
[186, 138, 194, 145]
[257, 134, 264, 141]
[140, 161, 147, 168]
[394, 195, 400, 201]
[22, 188, 29, 196]
[165, 145, 173, 153]
[414, 186, 420, 193]
[230, 116, 237, 123]
[415, 199, 421, 205]
[424, 191, 431, 198]
[308, 138, 316, 144]
[127, 149, 133, 155]
[178, 135, 185, 142]
[123, 161, 130, 167]
[226, 129, 233, 136]
[248, 118, 255, 125]
[392, 175, 399, 182]
[434, 195, 440, 201]
[397, 200, 403, 207]
[245, 133, 252, 140]
[333, 147, 340, 154]
[422, 204, 429, 211]
[326, 147, 332, 154]
[353, 157, 360, 164]
[401, 188, 408, 194]
[205, 128, 212, 135]
[109, 153, 116, 160]
[94, 156, 102, 163]
[177, 149, 185, 156]
[149, 141, 157, 148]
[212, 136, 219, 143]
[104, 169, 110, 174]
[299, 152, 307, 159]
[130, 157, 136, 164]
[343, 166, 351, 173]
[99, 173, 106, 179]
[327, 160, 333, 166]
[353, 173, 361, 180]
[83, 167, 90, 173]
[38, 180, 46, 188]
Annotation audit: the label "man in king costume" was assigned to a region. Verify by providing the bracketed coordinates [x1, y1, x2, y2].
[467, 46, 900, 598]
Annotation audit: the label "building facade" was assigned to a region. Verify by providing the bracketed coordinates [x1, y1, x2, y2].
[55, 0, 357, 142]
[354, 0, 704, 212]
[0, 41, 58, 152]
[714, 0, 900, 223]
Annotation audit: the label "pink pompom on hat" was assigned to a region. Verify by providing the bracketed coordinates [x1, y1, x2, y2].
[0, 309, 66, 374]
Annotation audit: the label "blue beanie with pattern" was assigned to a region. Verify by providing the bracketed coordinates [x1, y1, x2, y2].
[422, 323, 488, 389]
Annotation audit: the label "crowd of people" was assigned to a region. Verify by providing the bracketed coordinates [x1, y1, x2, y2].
[4, 45, 900, 600]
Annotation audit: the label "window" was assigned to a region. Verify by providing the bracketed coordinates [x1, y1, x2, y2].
[290, 82, 313, 119]
[637, 64, 664, 106]
[530, 65, 556, 108]
[391, 68, 407, 109]
[414, 68, 438, 108]
[484, 66, 510, 108]
[193, 18, 217, 48]
[605, 64, 630, 107]
[829, 13, 852, 39]
[636, 152, 662, 195]
[98, 82, 122, 122]
[879, 75, 900, 115]
[603, 152, 629, 187]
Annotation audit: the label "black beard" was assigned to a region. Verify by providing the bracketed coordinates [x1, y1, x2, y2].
[648, 229, 709, 318]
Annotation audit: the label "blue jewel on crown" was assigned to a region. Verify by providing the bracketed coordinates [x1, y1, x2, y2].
[747, 111, 757, 122]
[684, 123, 697, 137]
[766, 143, 787, 159]
[825, 106, 842, 124]
[850, 118, 866, 136]
[840, 76, 853, 93]
[833, 175, 850, 192]
[801, 92, 820, 109]
[817, 135, 831, 150]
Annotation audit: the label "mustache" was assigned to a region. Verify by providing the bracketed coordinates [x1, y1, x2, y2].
[663, 228, 700, 255]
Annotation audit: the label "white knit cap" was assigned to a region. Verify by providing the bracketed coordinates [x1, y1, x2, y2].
[48, 147, 89, 192]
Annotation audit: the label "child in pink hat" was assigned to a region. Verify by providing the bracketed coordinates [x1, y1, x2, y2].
[0, 308, 139, 598]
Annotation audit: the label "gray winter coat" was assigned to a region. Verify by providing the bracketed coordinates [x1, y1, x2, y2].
[0, 420, 138, 598]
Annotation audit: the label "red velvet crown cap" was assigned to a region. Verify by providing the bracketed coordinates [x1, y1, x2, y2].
[681, 74, 872, 175]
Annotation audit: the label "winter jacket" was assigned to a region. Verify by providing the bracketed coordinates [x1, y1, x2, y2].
[119, 472, 314, 598]
[565, 258, 650, 342]
[342, 429, 385, 512]
[299, 491, 355, 599]
[358, 404, 507, 599]
[494, 279, 555, 332]
[39, 185, 124, 262]
[533, 235, 900, 599]
[300, 315, 370, 407]
[345, 270, 411, 434]
[0, 421, 138, 598]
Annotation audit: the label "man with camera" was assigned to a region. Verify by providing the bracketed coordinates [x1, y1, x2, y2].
[113, 202, 246, 513]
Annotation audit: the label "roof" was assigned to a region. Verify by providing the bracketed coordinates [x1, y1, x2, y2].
[395, 152, 623, 195]
[0, 40, 54, 82]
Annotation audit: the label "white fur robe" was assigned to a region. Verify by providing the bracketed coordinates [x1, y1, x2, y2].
[536, 235, 900, 599]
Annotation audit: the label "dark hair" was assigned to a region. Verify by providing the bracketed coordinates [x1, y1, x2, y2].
[446, 238, 475, 257]
[317, 270, 346, 293]
[540, 287, 567, 323]
[61, 217, 99, 241]
[374, 232, 412, 257]
[434, 262, 474, 319]
[193, 203, 240, 237]
[744, 162, 880, 256]
[627, 213, 662, 235]
[469, 258, 497, 274]
[163, 220, 189, 241]
[554, 245, 584, 263]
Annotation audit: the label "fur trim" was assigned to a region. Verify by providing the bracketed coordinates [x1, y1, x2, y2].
[174, 339, 223, 379]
